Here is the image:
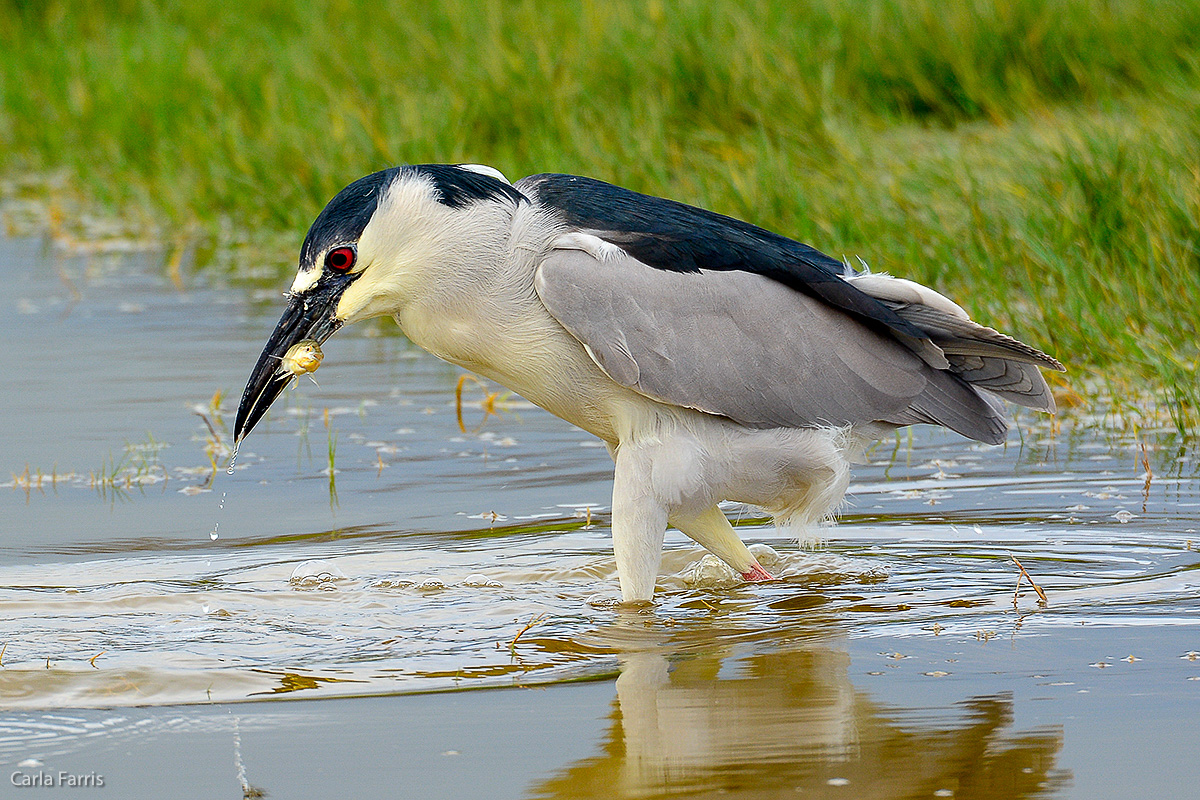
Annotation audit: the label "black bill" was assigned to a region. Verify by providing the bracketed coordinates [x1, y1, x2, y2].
[234, 276, 351, 442]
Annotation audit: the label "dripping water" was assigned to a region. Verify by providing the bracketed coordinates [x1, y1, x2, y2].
[210, 490, 227, 540]
[210, 444, 240, 540]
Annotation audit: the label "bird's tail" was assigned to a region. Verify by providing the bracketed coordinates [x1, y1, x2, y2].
[848, 272, 1064, 408]
[846, 272, 1064, 444]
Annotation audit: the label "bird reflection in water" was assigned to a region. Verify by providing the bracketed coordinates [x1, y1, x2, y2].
[532, 619, 1066, 799]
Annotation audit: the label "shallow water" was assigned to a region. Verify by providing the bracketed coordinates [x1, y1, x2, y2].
[1, 236, 1198, 798]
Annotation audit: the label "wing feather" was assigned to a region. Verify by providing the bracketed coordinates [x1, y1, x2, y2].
[518, 173, 1063, 444]
[517, 173, 950, 366]
[535, 248, 1007, 441]
[850, 285, 1064, 412]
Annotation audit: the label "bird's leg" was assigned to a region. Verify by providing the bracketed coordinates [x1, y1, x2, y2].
[670, 504, 774, 582]
[611, 449, 669, 602]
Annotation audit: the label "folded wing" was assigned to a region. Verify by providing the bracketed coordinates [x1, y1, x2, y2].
[535, 246, 1023, 444]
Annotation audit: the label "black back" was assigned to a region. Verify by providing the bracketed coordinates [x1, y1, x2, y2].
[523, 173, 928, 342]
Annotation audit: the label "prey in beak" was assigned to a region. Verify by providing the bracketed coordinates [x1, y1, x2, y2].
[233, 271, 354, 443]
[233, 168, 399, 444]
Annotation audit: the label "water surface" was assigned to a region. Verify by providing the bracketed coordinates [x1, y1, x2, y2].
[1, 236, 1197, 798]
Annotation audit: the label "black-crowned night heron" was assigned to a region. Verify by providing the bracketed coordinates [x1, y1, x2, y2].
[235, 164, 1063, 602]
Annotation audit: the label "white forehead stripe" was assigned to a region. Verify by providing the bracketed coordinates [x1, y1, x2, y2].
[458, 164, 511, 184]
[290, 266, 321, 294]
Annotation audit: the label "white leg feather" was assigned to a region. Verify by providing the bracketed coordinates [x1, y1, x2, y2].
[611, 447, 669, 602]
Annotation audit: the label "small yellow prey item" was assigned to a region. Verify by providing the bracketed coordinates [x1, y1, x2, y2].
[279, 340, 323, 377]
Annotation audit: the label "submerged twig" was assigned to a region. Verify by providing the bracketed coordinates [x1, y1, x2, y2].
[1011, 555, 1048, 606]
[327, 426, 339, 510]
[509, 613, 547, 655]
[166, 242, 186, 291]
[56, 265, 82, 319]
[195, 411, 221, 445]
[195, 410, 224, 481]
[1140, 441, 1153, 512]
[455, 373, 505, 433]
[455, 374, 473, 433]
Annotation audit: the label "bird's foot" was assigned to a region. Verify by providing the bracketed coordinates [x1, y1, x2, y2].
[740, 563, 775, 582]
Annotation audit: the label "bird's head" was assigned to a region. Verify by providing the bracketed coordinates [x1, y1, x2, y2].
[233, 163, 524, 443]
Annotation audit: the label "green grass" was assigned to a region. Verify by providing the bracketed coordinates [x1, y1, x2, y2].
[1, 0, 1198, 427]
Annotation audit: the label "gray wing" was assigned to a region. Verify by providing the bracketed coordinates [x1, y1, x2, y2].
[534, 247, 1009, 442]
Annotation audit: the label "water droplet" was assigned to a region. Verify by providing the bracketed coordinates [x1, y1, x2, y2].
[210, 524, 219, 541]
[227, 442, 240, 475]
[219, 491, 226, 510]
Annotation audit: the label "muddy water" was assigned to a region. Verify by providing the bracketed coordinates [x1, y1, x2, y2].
[1, 236, 1198, 798]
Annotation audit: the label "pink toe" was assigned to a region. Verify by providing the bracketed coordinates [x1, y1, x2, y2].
[741, 563, 775, 582]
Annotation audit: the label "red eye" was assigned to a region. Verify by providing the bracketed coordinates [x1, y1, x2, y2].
[326, 246, 356, 272]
